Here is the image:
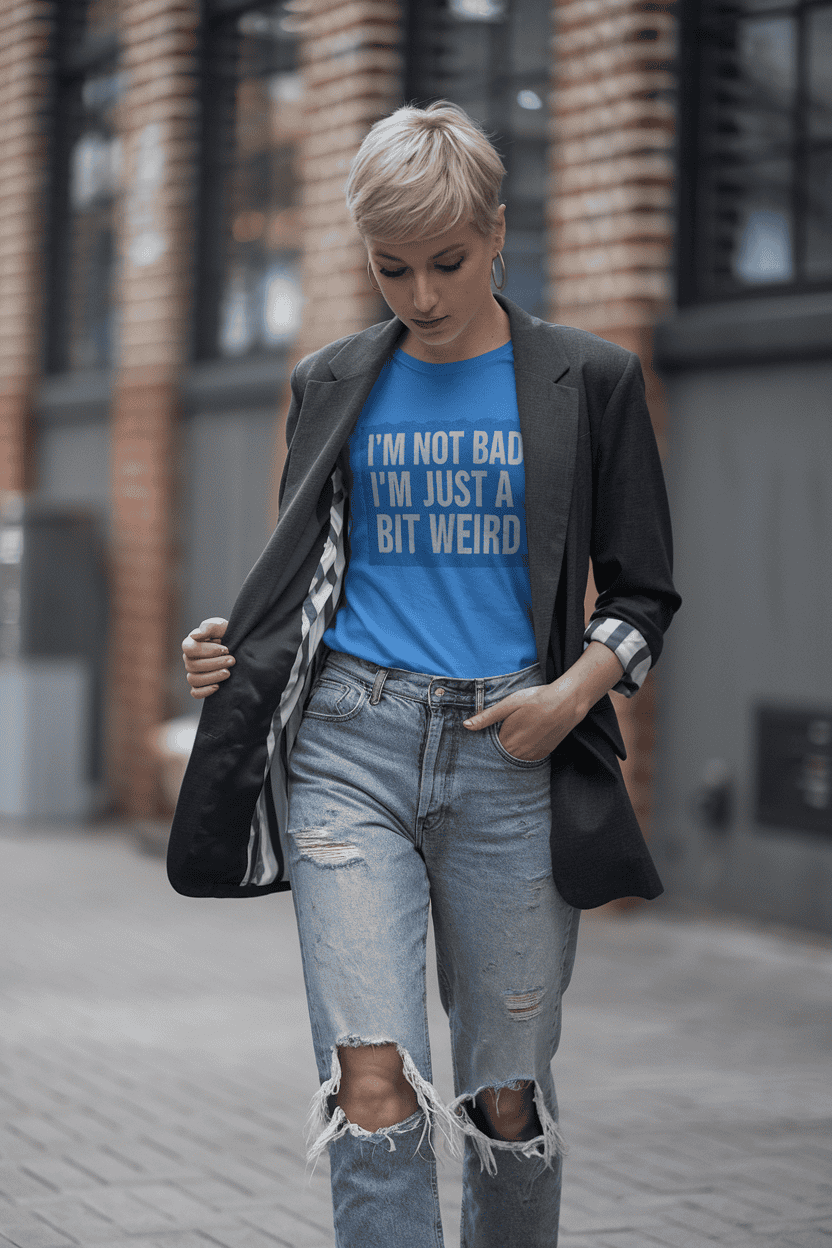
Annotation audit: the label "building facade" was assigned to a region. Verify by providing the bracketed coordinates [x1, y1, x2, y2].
[1, 0, 829, 928]
[653, 0, 832, 929]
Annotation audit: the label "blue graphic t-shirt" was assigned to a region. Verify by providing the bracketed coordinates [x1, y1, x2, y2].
[323, 340, 538, 678]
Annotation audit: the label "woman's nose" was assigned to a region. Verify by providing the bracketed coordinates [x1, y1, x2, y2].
[411, 272, 438, 313]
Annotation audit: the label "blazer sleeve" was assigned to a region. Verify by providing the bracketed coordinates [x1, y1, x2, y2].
[587, 352, 682, 667]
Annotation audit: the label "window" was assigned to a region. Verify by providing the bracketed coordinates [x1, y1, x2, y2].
[405, 0, 552, 318]
[48, 0, 122, 372]
[680, 0, 832, 303]
[197, 1, 304, 359]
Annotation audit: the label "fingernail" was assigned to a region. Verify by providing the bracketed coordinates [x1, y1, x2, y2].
[220, 647, 228, 654]
[463, 718, 474, 728]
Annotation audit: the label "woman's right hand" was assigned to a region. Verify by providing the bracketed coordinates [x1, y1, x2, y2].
[182, 617, 235, 699]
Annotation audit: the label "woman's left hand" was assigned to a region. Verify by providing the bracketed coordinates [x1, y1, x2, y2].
[463, 682, 580, 761]
[462, 642, 626, 761]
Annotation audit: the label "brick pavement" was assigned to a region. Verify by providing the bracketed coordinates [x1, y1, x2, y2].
[1, 822, 830, 1248]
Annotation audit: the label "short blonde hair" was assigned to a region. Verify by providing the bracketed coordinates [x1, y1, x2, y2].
[346, 101, 505, 242]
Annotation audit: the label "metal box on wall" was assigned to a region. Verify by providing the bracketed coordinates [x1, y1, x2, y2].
[0, 498, 107, 818]
[755, 705, 832, 837]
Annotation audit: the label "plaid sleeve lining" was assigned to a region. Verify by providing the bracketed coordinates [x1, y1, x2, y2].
[583, 617, 651, 697]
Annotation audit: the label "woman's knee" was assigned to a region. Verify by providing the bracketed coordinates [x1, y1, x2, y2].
[336, 1043, 419, 1132]
[475, 1081, 541, 1142]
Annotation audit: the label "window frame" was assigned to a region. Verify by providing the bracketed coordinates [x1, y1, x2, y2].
[44, 4, 121, 376]
[403, 0, 553, 320]
[193, 0, 302, 363]
[677, 0, 832, 307]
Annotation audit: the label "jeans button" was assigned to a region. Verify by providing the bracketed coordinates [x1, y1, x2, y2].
[435, 687, 445, 697]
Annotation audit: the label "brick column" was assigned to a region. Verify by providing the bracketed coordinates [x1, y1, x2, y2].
[108, 0, 200, 817]
[268, 0, 402, 517]
[295, 0, 402, 357]
[549, 0, 677, 837]
[0, 2, 52, 496]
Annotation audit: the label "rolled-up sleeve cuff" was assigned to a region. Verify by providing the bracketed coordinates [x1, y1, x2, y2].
[583, 617, 652, 697]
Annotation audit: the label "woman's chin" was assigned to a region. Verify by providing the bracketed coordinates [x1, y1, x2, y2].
[409, 321, 462, 350]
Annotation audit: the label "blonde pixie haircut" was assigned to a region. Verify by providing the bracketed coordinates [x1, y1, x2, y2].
[346, 101, 506, 242]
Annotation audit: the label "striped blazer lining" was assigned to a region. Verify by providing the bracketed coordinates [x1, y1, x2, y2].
[240, 468, 347, 889]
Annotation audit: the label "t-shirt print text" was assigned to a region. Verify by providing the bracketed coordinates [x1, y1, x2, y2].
[360, 422, 527, 567]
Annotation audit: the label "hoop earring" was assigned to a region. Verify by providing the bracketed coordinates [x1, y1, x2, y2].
[491, 251, 507, 291]
[367, 260, 381, 293]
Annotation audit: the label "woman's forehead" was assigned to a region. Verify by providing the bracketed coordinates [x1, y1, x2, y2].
[367, 221, 480, 256]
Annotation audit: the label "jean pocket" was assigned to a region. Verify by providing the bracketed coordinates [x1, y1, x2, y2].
[304, 676, 366, 721]
[489, 723, 552, 768]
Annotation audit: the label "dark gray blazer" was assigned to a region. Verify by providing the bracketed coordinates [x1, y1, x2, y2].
[167, 296, 681, 908]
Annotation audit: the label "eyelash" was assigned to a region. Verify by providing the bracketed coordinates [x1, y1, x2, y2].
[378, 258, 464, 278]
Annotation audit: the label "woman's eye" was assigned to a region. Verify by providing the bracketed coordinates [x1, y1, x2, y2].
[379, 266, 407, 278]
[436, 258, 464, 273]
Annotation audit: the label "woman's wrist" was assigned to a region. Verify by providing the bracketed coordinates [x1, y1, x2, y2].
[555, 641, 625, 724]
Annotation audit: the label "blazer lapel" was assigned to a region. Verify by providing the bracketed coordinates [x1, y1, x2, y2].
[500, 298, 579, 674]
[283, 318, 406, 505]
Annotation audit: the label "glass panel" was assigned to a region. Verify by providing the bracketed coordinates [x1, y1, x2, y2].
[64, 68, 123, 369]
[216, 3, 303, 357]
[808, 5, 832, 140]
[731, 160, 795, 283]
[449, 0, 507, 20]
[694, 3, 801, 296]
[733, 16, 797, 151]
[805, 148, 832, 278]
[508, 0, 550, 77]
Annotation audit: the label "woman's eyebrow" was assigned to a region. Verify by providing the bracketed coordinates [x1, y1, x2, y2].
[374, 243, 466, 262]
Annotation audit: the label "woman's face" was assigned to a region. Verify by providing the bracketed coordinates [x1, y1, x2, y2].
[366, 208, 507, 362]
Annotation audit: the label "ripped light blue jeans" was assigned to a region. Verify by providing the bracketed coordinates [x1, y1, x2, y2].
[286, 650, 580, 1248]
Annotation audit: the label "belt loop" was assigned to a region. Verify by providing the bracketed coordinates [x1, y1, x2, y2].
[475, 679, 485, 715]
[370, 667, 389, 705]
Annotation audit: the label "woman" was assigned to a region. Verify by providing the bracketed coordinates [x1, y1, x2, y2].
[169, 101, 680, 1248]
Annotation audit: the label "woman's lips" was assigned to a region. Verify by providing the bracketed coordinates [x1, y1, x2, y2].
[412, 316, 447, 328]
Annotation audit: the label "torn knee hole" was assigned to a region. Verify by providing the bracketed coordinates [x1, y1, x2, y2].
[337, 1042, 418, 1127]
[450, 1082, 567, 1174]
[305, 1042, 463, 1166]
[473, 1083, 539, 1142]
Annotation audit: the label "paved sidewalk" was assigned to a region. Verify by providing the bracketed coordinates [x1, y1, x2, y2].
[1, 822, 830, 1248]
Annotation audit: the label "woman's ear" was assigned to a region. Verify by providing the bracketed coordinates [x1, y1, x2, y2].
[494, 204, 507, 253]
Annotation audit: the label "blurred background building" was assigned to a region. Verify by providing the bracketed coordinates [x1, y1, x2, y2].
[0, 0, 829, 929]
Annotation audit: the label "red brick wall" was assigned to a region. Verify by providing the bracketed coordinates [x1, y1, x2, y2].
[0, 0, 680, 837]
[0, 2, 52, 496]
[108, 0, 200, 816]
[550, 0, 677, 841]
[267, 0, 402, 517]
[295, 0, 402, 357]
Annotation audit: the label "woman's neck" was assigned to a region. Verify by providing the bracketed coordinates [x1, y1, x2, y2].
[400, 296, 511, 364]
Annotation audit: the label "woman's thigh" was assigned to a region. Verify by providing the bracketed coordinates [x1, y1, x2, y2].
[286, 662, 434, 1081]
[423, 704, 579, 1103]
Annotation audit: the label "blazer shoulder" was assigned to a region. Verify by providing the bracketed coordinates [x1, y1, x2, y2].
[544, 323, 643, 421]
[291, 332, 360, 385]
[546, 322, 634, 377]
[291, 318, 398, 387]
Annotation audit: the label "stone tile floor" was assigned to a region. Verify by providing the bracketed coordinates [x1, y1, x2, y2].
[1, 821, 830, 1247]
